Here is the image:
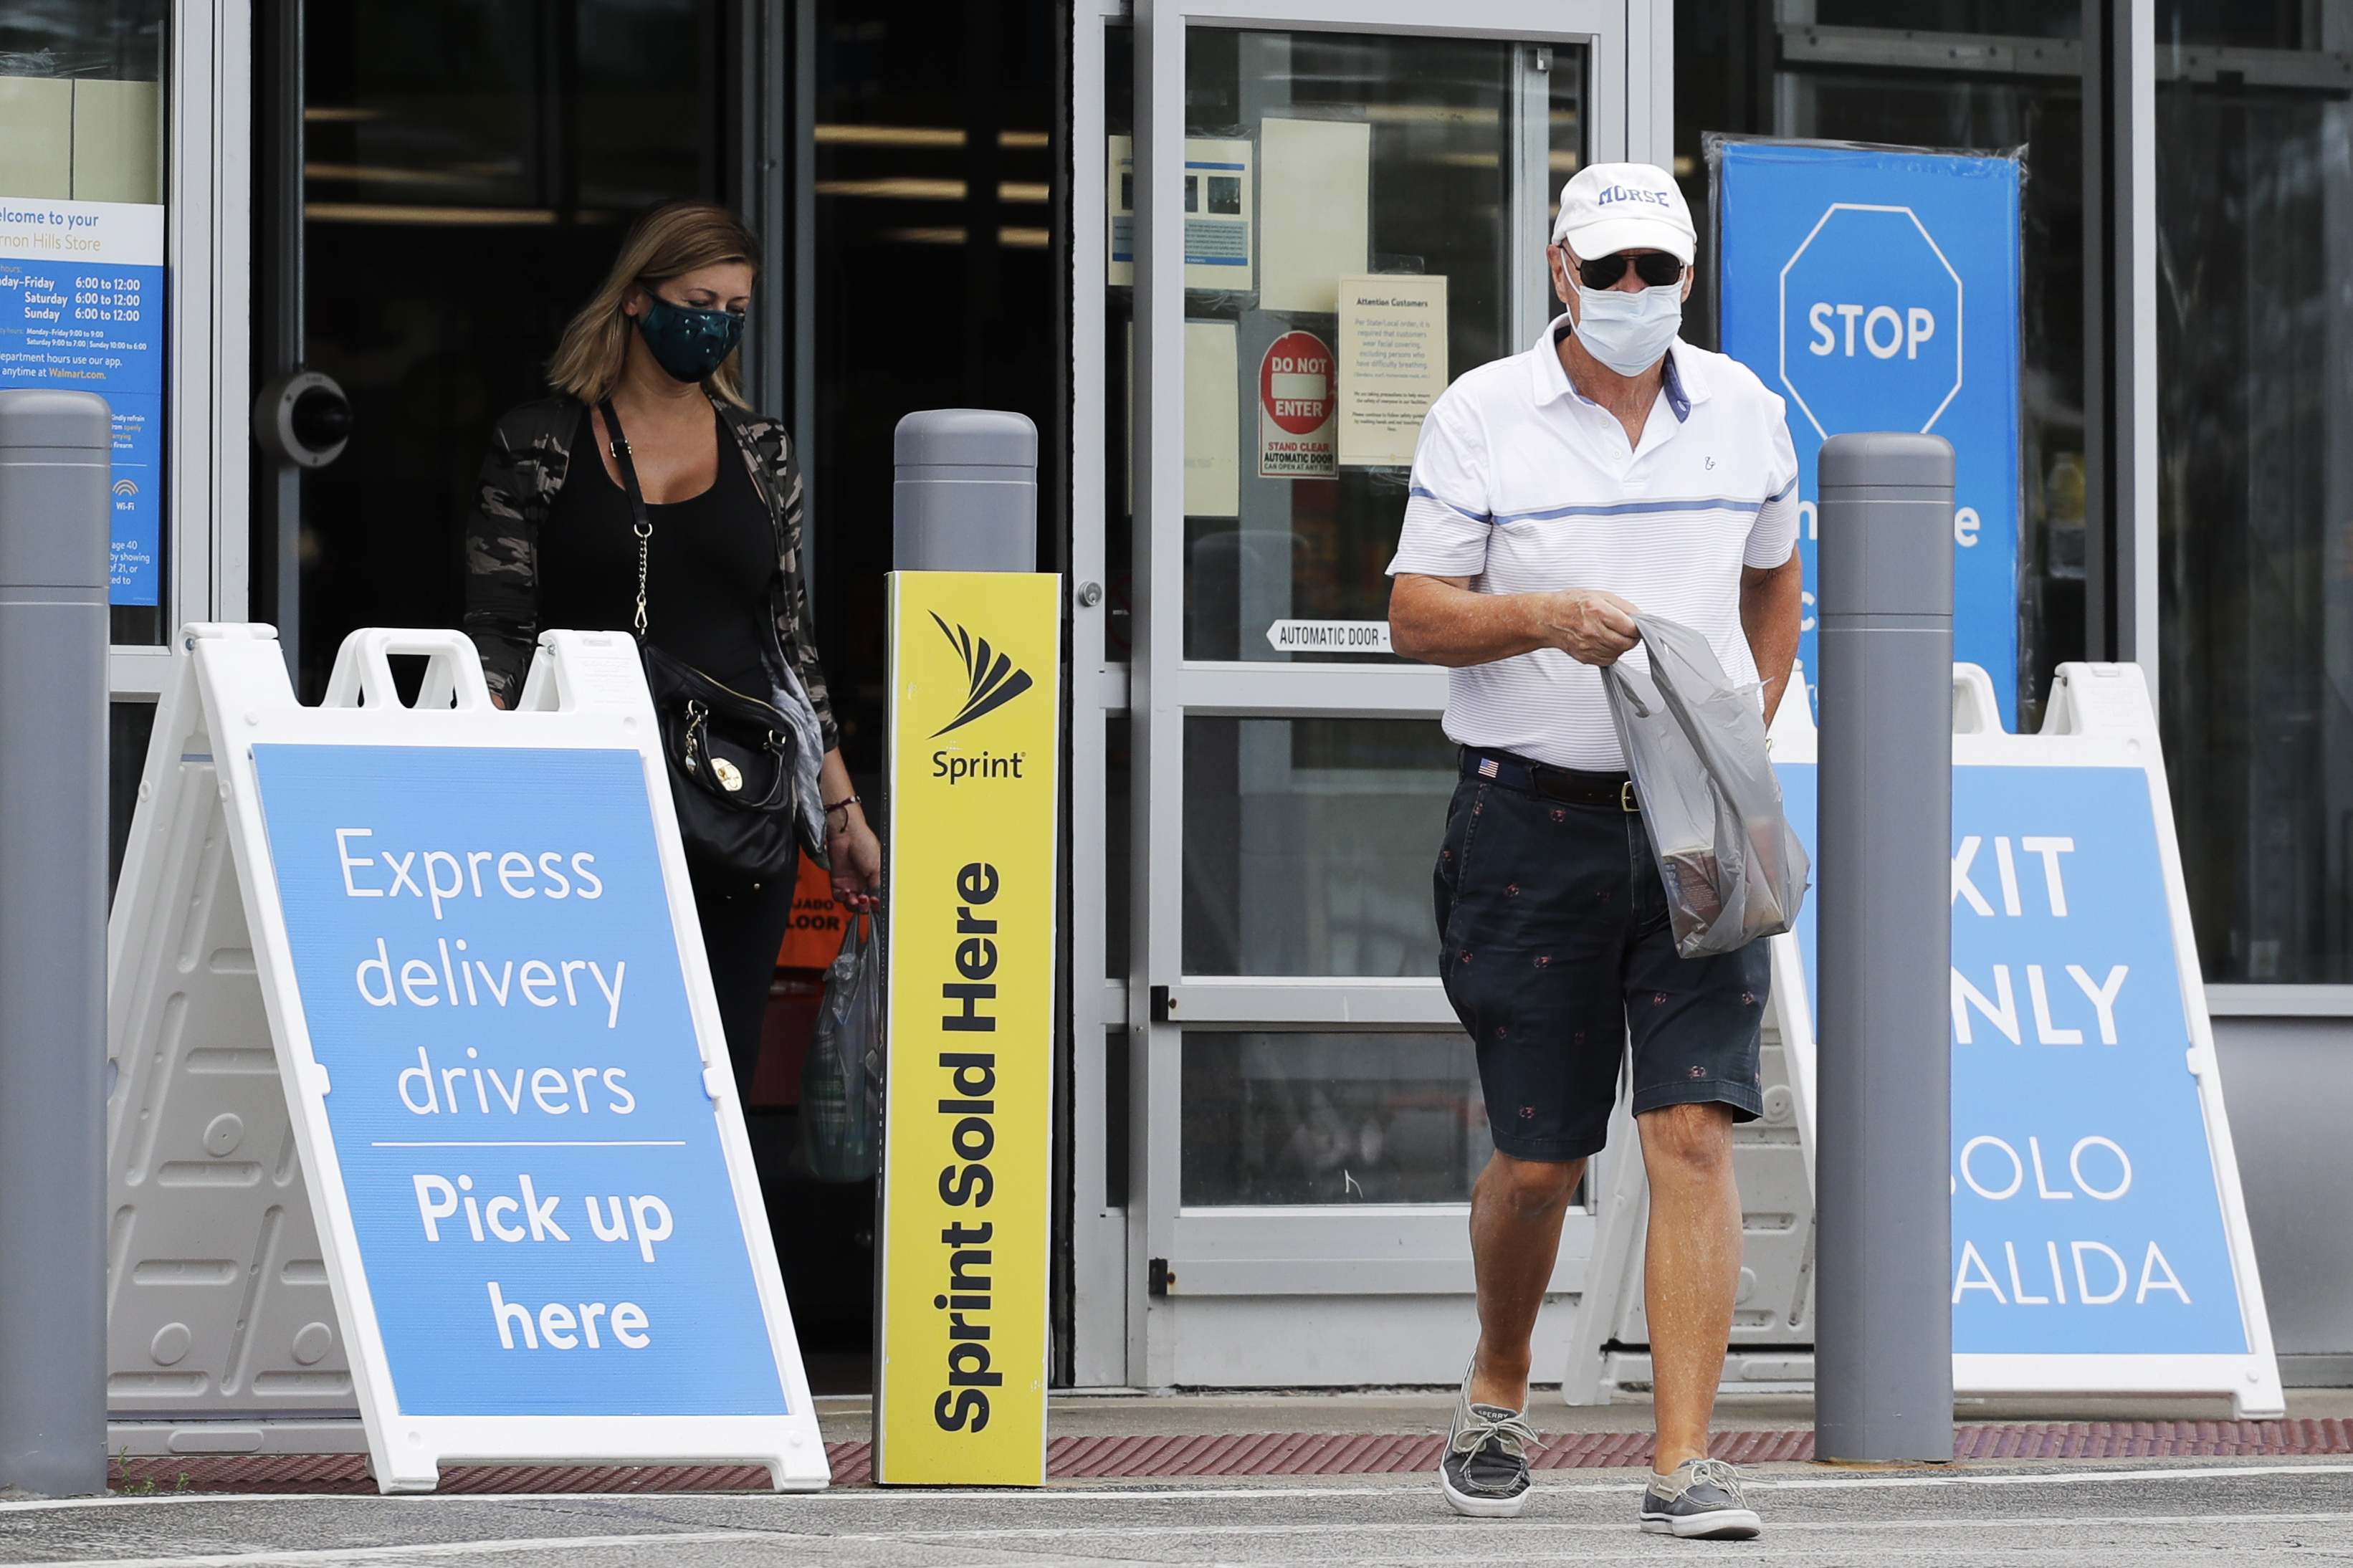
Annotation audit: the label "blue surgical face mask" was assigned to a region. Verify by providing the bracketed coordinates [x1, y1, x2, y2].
[1572, 282, 1683, 376]
[637, 294, 745, 383]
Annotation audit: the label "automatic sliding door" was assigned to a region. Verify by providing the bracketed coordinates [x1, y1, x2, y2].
[1125, 0, 1652, 1388]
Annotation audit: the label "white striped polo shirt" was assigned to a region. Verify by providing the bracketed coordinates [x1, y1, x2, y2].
[1387, 318, 1800, 773]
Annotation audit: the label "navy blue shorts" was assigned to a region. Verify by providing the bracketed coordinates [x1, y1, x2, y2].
[1434, 770, 1769, 1163]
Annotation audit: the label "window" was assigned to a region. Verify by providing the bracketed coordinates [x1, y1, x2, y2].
[0, 0, 170, 645]
[2154, 0, 2353, 983]
[1676, 1, 2086, 728]
[1182, 1031, 1491, 1204]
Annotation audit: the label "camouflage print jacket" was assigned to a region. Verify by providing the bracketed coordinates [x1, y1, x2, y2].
[462, 391, 839, 753]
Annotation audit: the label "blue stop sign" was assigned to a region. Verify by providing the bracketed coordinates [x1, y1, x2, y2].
[1778, 204, 1964, 439]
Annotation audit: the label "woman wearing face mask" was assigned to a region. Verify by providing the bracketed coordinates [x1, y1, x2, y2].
[463, 199, 879, 1097]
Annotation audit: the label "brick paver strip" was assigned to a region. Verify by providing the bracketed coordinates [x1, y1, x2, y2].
[104, 1420, 2353, 1494]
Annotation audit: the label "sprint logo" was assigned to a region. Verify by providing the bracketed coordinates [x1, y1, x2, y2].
[930, 613, 1034, 738]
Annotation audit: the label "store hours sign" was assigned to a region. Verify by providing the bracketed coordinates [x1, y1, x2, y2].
[0, 199, 164, 606]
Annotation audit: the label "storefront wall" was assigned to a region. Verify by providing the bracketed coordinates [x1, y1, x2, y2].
[1, 0, 250, 884]
[49, 0, 2351, 1392]
[1676, 0, 2353, 1386]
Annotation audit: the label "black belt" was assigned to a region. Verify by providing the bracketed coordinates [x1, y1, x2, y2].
[1461, 748, 1638, 812]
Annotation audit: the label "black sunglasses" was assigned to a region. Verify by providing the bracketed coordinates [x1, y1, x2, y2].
[1571, 251, 1686, 290]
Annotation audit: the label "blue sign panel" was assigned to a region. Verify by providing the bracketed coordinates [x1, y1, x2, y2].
[0, 200, 167, 607]
[1719, 144, 2023, 729]
[1776, 761, 2248, 1356]
[252, 743, 788, 1417]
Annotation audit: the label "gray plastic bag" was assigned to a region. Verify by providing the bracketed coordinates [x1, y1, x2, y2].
[1600, 614, 1809, 958]
[794, 912, 884, 1182]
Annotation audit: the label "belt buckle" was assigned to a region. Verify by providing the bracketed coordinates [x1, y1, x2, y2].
[1621, 780, 1638, 813]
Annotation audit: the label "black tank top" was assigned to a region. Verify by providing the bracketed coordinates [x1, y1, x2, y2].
[539, 405, 778, 697]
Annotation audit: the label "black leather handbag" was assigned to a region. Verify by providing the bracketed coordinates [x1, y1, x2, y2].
[599, 398, 808, 888]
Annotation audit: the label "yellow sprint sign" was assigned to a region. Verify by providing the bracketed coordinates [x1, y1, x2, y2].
[877, 570, 1061, 1486]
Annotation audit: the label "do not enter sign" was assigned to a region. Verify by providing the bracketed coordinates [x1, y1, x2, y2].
[1259, 329, 1335, 478]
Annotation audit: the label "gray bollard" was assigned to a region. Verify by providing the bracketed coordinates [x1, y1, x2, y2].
[0, 391, 110, 1495]
[893, 408, 1037, 573]
[1814, 430, 1955, 1464]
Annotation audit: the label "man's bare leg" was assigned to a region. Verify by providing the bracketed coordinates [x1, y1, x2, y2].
[1466, 1150, 1588, 1410]
[1637, 1101, 1742, 1471]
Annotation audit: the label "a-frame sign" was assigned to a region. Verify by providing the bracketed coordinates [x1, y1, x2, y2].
[106, 623, 828, 1489]
[1565, 662, 2283, 1418]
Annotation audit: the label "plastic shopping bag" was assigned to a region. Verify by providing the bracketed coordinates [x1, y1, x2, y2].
[1600, 614, 1809, 958]
[795, 910, 885, 1182]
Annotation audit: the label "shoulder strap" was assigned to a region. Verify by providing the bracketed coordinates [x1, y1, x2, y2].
[596, 398, 655, 639]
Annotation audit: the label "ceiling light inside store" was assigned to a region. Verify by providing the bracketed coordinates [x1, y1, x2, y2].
[304, 204, 562, 225]
[880, 226, 1050, 248]
[818, 179, 1050, 203]
[815, 125, 1051, 148]
[303, 163, 471, 186]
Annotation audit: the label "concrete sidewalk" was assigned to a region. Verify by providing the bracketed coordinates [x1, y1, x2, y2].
[44, 1389, 2353, 1567]
[14, 1456, 2353, 1566]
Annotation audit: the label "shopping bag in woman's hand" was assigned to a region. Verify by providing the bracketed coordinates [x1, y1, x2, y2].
[1600, 614, 1809, 958]
[795, 909, 885, 1182]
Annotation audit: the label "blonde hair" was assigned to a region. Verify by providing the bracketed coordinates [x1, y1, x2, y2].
[548, 201, 761, 407]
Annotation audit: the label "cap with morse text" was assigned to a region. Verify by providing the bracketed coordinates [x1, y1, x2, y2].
[1552, 162, 1696, 266]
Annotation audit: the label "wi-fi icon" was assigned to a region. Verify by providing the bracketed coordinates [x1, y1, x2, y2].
[111, 479, 138, 497]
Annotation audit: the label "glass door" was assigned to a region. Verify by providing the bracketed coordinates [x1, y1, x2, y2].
[1109, 0, 1663, 1388]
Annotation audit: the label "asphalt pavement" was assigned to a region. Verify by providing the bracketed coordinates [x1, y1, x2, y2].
[3, 1459, 2349, 1566]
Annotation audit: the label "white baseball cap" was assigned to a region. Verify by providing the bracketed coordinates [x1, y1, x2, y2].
[1551, 162, 1696, 266]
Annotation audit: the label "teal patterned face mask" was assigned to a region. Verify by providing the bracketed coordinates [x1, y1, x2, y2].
[637, 294, 745, 383]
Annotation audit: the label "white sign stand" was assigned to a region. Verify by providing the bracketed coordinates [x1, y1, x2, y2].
[1564, 661, 2283, 1418]
[107, 625, 829, 1488]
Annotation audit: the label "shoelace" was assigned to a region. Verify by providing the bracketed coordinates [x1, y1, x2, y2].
[1450, 1402, 1539, 1461]
[1671, 1457, 1747, 1503]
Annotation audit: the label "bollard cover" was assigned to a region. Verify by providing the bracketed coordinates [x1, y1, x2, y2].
[0, 388, 114, 449]
[1818, 430, 1954, 491]
[894, 408, 1038, 472]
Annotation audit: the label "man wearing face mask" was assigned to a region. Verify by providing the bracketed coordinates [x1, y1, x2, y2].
[1385, 163, 1803, 1536]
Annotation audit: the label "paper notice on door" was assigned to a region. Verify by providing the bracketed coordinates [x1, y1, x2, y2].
[1185, 320, 1240, 517]
[1259, 328, 1336, 478]
[1108, 136, 1135, 285]
[1260, 118, 1369, 312]
[1337, 274, 1449, 467]
[1107, 135, 1256, 290]
[1182, 138, 1253, 290]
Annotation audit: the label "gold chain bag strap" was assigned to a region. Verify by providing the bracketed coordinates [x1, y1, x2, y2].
[598, 397, 805, 887]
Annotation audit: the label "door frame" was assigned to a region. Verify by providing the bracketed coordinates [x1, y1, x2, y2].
[1089, 0, 1669, 1389]
[107, 0, 253, 704]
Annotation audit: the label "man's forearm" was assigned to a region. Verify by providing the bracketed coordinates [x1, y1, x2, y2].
[1388, 573, 1550, 667]
[1740, 555, 1804, 723]
[1391, 573, 1647, 669]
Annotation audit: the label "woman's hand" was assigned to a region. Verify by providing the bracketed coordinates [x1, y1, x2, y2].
[817, 747, 879, 910]
[828, 807, 882, 911]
